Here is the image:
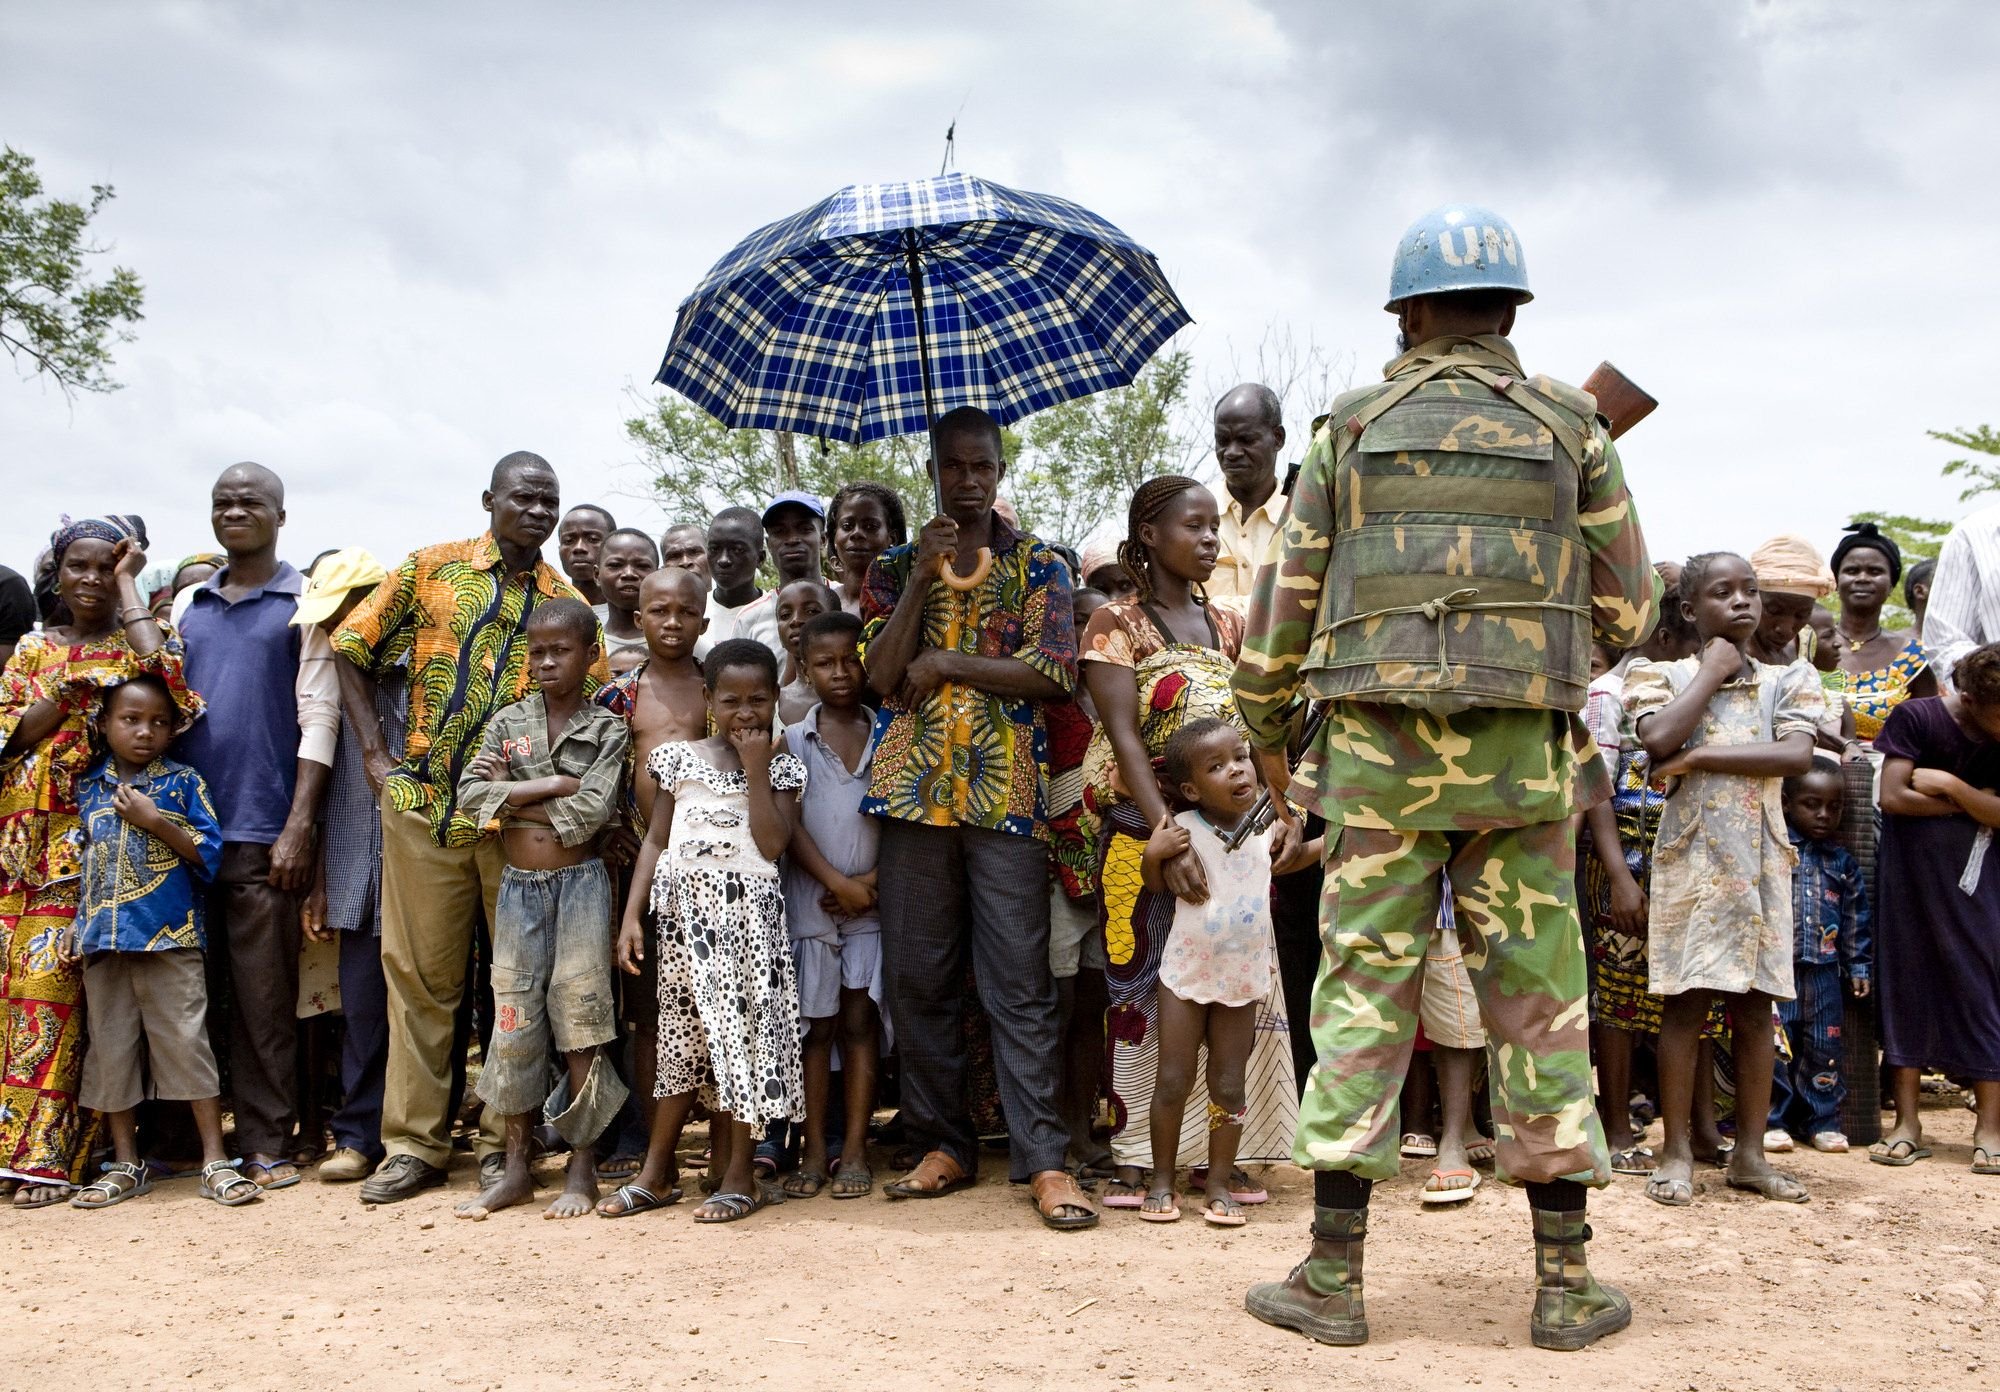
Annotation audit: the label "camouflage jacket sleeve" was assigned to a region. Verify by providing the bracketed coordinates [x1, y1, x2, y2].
[1579, 427, 1660, 651]
[1233, 427, 1333, 751]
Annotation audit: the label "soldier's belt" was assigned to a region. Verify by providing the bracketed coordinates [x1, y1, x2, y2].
[1326, 583, 1592, 689]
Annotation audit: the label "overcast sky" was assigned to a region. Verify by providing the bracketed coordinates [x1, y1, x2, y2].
[6, 1, 1997, 584]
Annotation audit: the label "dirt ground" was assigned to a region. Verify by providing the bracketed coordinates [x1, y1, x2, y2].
[8, 1102, 1995, 1392]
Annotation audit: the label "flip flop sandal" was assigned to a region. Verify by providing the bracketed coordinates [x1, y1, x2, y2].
[1100, 1179, 1147, 1209]
[1399, 1133, 1439, 1159]
[1465, 1139, 1497, 1168]
[596, 1154, 644, 1180]
[829, 1162, 875, 1199]
[1726, 1172, 1809, 1204]
[1420, 1167, 1481, 1206]
[1973, 1147, 2000, 1176]
[1644, 1175, 1694, 1207]
[1188, 1165, 1269, 1204]
[596, 1182, 681, 1218]
[883, 1151, 973, 1200]
[199, 1160, 263, 1207]
[1868, 1139, 1932, 1166]
[1138, 1194, 1181, 1223]
[242, 1159, 302, 1190]
[692, 1190, 768, 1224]
[12, 1182, 75, 1210]
[71, 1161, 152, 1210]
[1202, 1195, 1248, 1228]
[1610, 1146, 1658, 1175]
[781, 1169, 828, 1199]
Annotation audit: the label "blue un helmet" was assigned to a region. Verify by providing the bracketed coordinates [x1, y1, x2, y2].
[1384, 204, 1532, 311]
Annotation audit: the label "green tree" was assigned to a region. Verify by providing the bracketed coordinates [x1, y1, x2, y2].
[1008, 348, 1200, 548]
[1931, 424, 2000, 502]
[0, 146, 145, 395]
[625, 391, 934, 526]
[626, 346, 1201, 551]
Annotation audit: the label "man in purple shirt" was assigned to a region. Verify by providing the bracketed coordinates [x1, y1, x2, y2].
[174, 462, 340, 1190]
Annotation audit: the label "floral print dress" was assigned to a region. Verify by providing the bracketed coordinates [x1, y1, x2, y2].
[1623, 657, 1826, 998]
[645, 741, 806, 1127]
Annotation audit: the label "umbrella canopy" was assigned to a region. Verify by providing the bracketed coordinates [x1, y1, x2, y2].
[655, 171, 1191, 445]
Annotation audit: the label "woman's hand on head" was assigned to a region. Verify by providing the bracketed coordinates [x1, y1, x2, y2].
[112, 538, 147, 582]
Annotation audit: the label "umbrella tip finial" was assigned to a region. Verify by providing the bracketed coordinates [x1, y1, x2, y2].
[939, 121, 956, 177]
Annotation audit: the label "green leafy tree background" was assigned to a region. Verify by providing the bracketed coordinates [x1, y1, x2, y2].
[1, 146, 145, 395]
[626, 349, 1201, 553]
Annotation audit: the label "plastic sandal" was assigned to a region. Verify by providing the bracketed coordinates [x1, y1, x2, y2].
[200, 1160, 263, 1207]
[71, 1161, 152, 1210]
[596, 1181, 681, 1218]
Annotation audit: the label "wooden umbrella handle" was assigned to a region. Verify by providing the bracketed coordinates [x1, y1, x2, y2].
[938, 547, 994, 593]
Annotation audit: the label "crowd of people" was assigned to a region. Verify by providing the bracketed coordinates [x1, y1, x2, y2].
[1, 204, 1996, 1357]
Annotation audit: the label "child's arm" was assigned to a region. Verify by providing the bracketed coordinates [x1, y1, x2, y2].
[1140, 813, 1194, 896]
[734, 728, 796, 861]
[1584, 798, 1648, 935]
[1657, 729, 1815, 780]
[111, 785, 205, 867]
[535, 724, 630, 848]
[455, 727, 525, 830]
[1879, 757, 1959, 817]
[1913, 769, 2000, 829]
[1635, 639, 1743, 763]
[616, 782, 675, 975]
[788, 820, 874, 917]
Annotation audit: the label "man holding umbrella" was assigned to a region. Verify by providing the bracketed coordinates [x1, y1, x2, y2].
[1233, 206, 1657, 1350]
[861, 406, 1098, 1231]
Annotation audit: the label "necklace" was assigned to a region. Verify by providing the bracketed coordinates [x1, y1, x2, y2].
[1842, 624, 1884, 648]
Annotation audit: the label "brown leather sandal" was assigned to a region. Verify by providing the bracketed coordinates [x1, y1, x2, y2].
[1031, 1170, 1099, 1230]
[882, 1149, 971, 1199]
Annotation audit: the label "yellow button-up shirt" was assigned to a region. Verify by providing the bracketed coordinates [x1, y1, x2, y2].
[1207, 486, 1287, 602]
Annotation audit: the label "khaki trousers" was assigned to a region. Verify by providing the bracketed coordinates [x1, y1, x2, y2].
[379, 803, 506, 1167]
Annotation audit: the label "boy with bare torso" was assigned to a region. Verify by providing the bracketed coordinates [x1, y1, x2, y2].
[453, 598, 630, 1219]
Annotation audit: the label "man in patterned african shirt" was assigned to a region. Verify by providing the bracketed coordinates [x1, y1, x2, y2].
[859, 406, 1097, 1230]
[332, 452, 607, 1204]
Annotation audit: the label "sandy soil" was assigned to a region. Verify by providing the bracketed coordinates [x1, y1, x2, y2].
[8, 1102, 1995, 1392]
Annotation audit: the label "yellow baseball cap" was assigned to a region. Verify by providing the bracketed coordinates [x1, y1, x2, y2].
[292, 547, 388, 627]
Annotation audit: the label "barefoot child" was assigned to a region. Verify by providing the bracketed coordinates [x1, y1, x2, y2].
[454, 597, 631, 1220]
[1626, 552, 1823, 1206]
[1139, 716, 1276, 1227]
[779, 610, 885, 1200]
[66, 676, 260, 1209]
[775, 579, 840, 726]
[593, 565, 711, 1178]
[1767, 757, 1871, 1153]
[1870, 641, 2000, 1174]
[608, 639, 806, 1223]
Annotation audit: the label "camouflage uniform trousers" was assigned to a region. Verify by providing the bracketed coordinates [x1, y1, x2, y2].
[1294, 817, 1611, 1188]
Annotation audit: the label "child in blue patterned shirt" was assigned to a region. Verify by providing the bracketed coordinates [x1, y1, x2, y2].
[63, 675, 259, 1209]
[1767, 756, 1872, 1154]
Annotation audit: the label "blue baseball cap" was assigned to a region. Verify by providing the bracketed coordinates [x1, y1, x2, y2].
[762, 491, 826, 523]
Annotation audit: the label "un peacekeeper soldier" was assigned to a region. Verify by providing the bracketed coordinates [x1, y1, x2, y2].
[1234, 205, 1659, 1352]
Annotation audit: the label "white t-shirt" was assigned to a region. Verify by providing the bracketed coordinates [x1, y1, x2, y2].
[705, 591, 782, 664]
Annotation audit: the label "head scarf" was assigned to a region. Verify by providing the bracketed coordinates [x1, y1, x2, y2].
[1749, 533, 1833, 598]
[174, 551, 225, 578]
[1831, 521, 1902, 585]
[49, 513, 148, 566]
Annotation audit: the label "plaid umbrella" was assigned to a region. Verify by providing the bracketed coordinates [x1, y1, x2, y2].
[654, 171, 1192, 453]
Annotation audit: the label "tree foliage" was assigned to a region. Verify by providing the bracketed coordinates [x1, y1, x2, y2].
[0, 146, 146, 396]
[1930, 424, 2000, 503]
[626, 347, 1201, 551]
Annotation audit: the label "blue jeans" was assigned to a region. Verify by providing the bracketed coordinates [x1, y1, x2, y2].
[1770, 960, 1846, 1137]
[475, 861, 618, 1117]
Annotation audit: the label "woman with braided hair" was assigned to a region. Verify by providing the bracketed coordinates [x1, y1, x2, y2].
[1080, 476, 1298, 1211]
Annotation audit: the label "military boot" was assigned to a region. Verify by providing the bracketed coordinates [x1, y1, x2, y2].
[1528, 1209, 1631, 1351]
[1243, 1206, 1368, 1345]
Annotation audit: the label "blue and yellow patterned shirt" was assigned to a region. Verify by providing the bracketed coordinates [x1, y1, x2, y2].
[76, 757, 223, 954]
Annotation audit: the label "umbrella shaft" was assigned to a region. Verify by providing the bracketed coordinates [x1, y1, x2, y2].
[903, 228, 946, 516]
